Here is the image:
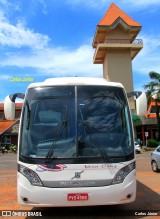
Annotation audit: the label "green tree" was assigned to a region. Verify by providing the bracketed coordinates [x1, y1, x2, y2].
[144, 71, 160, 140]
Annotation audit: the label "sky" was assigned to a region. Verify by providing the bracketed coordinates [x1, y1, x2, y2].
[0, 0, 160, 102]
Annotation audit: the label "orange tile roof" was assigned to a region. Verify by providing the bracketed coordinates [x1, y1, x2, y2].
[0, 120, 17, 134]
[98, 3, 141, 27]
[0, 103, 23, 109]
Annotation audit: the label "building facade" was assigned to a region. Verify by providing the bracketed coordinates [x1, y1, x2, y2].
[133, 98, 160, 145]
[0, 103, 22, 149]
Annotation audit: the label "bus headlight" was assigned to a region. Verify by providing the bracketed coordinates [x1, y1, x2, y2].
[111, 162, 135, 185]
[18, 164, 43, 187]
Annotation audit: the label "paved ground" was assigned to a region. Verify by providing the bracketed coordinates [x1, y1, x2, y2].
[0, 152, 159, 218]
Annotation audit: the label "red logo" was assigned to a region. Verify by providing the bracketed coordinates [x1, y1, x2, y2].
[37, 164, 67, 172]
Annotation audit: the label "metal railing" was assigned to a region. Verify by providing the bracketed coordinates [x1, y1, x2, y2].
[94, 38, 143, 46]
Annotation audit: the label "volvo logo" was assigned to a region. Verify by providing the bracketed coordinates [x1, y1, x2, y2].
[71, 171, 84, 179]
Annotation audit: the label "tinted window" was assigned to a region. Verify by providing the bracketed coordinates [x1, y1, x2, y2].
[20, 85, 134, 162]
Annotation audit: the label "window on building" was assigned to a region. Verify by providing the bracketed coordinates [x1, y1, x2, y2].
[15, 111, 21, 119]
[150, 106, 160, 114]
[2, 135, 11, 144]
[0, 112, 4, 120]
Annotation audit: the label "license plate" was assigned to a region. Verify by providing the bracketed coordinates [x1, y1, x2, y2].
[67, 193, 88, 201]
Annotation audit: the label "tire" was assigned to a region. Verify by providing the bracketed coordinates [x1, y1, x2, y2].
[151, 161, 159, 172]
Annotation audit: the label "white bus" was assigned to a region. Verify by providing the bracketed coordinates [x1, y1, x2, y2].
[5, 77, 136, 207]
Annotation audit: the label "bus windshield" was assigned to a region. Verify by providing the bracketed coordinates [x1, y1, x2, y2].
[20, 85, 134, 163]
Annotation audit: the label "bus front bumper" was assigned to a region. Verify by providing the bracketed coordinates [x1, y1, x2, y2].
[18, 170, 136, 207]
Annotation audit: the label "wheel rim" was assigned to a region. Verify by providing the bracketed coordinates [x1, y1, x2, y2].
[152, 162, 157, 171]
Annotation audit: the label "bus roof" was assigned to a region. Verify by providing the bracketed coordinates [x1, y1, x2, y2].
[28, 77, 124, 89]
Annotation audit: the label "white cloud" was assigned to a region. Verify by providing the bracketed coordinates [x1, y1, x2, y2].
[0, 1, 101, 77]
[0, 1, 50, 50]
[133, 34, 160, 75]
[0, 0, 8, 4]
[0, 20, 50, 49]
[36, 0, 47, 14]
[0, 44, 102, 77]
[0, 9, 7, 22]
[1, 32, 160, 79]
[0, 74, 10, 80]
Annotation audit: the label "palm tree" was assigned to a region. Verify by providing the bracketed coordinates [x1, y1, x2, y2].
[144, 71, 160, 140]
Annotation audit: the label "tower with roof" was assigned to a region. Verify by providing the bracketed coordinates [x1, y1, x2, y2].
[92, 3, 143, 109]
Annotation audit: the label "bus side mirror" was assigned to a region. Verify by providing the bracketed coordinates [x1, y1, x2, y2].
[4, 95, 15, 120]
[4, 93, 25, 120]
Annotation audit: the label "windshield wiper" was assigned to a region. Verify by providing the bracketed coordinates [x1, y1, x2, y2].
[26, 101, 31, 130]
[45, 106, 68, 163]
[79, 106, 110, 163]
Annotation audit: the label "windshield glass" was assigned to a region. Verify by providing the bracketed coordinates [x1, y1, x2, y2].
[20, 85, 134, 162]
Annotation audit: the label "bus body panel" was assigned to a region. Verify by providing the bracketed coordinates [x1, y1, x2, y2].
[20, 162, 122, 183]
[18, 166, 136, 207]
